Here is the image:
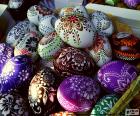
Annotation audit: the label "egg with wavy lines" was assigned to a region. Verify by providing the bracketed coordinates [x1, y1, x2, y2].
[0, 55, 33, 94]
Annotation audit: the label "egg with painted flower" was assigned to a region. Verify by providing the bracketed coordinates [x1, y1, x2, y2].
[28, 67, 58, 115]
[0, 55, 33, 94]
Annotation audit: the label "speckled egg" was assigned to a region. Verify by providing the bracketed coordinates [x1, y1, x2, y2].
[39, 15, 57, 35]
[111, 32, 140, 61]
[8, 0, 23, 9]
[50, 111, 76, 116]
[57, 75, 100, 112]
[53, 47, 95, 78]
[91, 94, 120, 116]
[0, 43, 14, 73]
[98, 60, 138, 94]
[88, 35, 112, 67]
[91, 11, 114, 37]
[38, 32, 65, 61]
[0, 92, 29, 116]
[28, 67, 58, 115]
[27, 5, 53, 25]
[0, 55, 33, 94]
[14, 32, 40, 62]
[55, 15, 96, 48]
[6, 21, 37, 47]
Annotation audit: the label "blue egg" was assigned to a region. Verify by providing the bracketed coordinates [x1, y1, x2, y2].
[0, 55, 33, 94]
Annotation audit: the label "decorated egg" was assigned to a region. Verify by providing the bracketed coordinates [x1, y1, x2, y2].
[38, 32, 65, 61]
[59, 7, 74, 17]
[8, 0, 23, 9]
[0, 92, 29, 116]
[0, 43, 14, 73]
[0, 55, 33, 94]
[39, 15, 57, 35]
[111, 32, 140, 61]
[124, 0, 140, 8]
[91, 94, 119, 116]
[50, 111, 76, 116]
[57, 75, 100, 112]
[6, 21, 37, 46]
[27, 5, 53, 25]
[91, 11, 114, 37]
[14, 32, 40, 62]
[88, 35, 112, 67]
[55, 15, 96, 48]
[98, 60, 138, 94]
[28, 67, 58, 115]
[53, 47, 95, 78]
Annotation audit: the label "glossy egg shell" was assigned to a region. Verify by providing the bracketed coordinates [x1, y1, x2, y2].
[55, 15, 96, 48]
[14, 32, 40, 62]
[28, 67, 58, 115]
[53, 47, 95, 78]
[91, 11, 114, 37]
[88, 35, 112, 67]
[91, 94, 119, 116]
[6, 21, 37, 47]
[0, 43, 14, 73]
[38, 32, 64, 61]
[98, 60, 138, 94]
[0, 55, 33, 94]
[27, 5, 53, 25]
[0, 92, 29, 116]
[111, 32, 140, 61]
[57, 75, 101, 112]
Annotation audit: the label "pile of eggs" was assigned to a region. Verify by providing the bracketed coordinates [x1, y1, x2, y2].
[0, 4, 140, 116]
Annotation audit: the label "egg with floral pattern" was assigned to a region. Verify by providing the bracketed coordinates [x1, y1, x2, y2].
[55, 15, 96, 48]
[98, 60, 138, 94]
[0, 55, 33, 94]
[88, 35, 112, 67]
[57, 75, 100, 112]
[91, 11, 114, 37]
[0, 43, 14, 73]
[111, 32, 140, 61]
[91, 94, 120, 116]
[6, 21, 37, 47]
[53, 47, 95, 78]
[38, 32, 65, 61]
[50, 111, 76, 116]
[0, 92, 29, 116]
[27, 5, 53, 26]
[28, 67, 58, 115]
[8, 0, 23, 9]
[39, 15, 57, 35]
[14, 32, 40, 62]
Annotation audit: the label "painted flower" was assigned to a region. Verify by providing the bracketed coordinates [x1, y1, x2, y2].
[18, 69, 30, 81]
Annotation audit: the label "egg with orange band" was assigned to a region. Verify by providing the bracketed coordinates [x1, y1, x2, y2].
[111, 32, 140, 61]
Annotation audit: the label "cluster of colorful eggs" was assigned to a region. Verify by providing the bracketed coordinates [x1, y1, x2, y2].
[0, 4, 140, 116]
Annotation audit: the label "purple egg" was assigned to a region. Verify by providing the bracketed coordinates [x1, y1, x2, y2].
[98, 60, 138, 94]
[124, 0, 139, 8]
[0, 43, 14, 73]
[57, 75, 100, 112]
[0, 55, 33, 94]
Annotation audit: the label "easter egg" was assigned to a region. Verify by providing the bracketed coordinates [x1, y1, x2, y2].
[0, 43, 14, 73]
[124, 0, 140, 8]
[91, 94, 119, 116]
[50, 111, 76, 116]
[55, 15, 96, 48]
[8, 0, 23, 9]
[6, 21, 37, 46]
[0, 92, 29, 116]
[111, 32, 140, 61]
[39, 15, 57, 35]
[53, 47, 95, 78]
[27, 5, 53, 25]
[57, 75, 100, 112]
[38, 32, 64, 61]
[98, 60, 138, 94]
[88, 35, 112, 67]
[91, 11, 114, 37]
[0, 55, 33, 94]
[14, 32, 40, 62]
[28, 67, 58, 115]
